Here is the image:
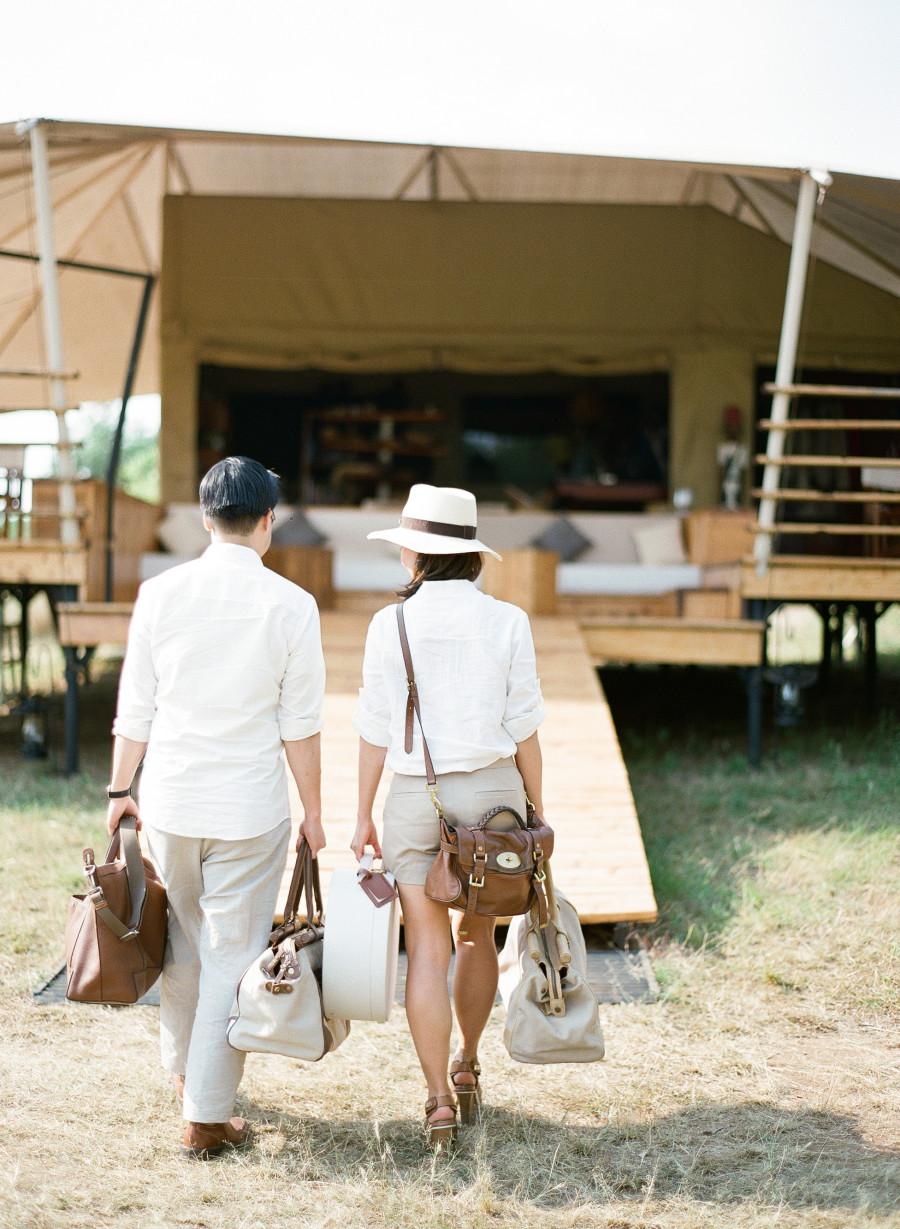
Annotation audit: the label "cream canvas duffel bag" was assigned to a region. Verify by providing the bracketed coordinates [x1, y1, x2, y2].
[498, 864, 605, 1064]
[322, 853, 400, 1022]
[227, 838, 350, 1061]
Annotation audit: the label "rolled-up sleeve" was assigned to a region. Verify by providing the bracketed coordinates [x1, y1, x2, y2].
[352, 615, 391, 747]
[501, 611, 545, 743]
[278, 600, 326, 741]
[112, 588, 158, 742]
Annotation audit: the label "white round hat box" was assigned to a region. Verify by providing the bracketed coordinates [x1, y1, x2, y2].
[322, 863, 400, 1022]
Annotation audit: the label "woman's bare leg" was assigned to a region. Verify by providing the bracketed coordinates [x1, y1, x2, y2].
[398, 884, 455, 1122]
[450, 912, 498, 1084]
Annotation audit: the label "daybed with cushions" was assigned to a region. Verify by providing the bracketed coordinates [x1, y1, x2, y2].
[146, 505, 753, 612]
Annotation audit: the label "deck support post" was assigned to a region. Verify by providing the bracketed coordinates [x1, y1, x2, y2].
[859, 601, 879, 713]
[745, 666, 763, 768]
[62, 644, 94, 777]
[754, 169, 832, 576]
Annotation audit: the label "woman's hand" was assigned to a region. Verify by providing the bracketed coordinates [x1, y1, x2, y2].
[351, 817, 382, 862]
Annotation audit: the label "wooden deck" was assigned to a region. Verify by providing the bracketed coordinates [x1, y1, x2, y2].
[0, 541, 88, 588]
[741, 554, 900, 602]
[581, 616, 766, 668]
[50, 591, 658, 925]
[286, 603, 658, 925]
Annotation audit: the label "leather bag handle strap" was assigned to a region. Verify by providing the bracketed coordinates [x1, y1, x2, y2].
[282, 840, 306, 923]
[91, 816, 147, 940]
[476, 804, 527, 830]
[283, 837, 324, 924]
[307, 843, 324, 919]
[396, 602, 437, 789]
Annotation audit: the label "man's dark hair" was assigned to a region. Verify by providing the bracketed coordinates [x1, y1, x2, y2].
[397, 551, 483, 599]
[199, 456, 279, 536]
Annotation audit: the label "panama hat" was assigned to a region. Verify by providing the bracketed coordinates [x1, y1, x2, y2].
[367, 484, 501, 561]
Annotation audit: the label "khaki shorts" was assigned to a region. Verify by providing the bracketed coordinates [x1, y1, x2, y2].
[382, 757, 526, 886]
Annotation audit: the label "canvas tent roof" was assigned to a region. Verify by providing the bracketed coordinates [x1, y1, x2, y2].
[0, 119, 898, 411]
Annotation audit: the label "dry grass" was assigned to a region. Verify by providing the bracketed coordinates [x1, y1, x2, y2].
[2, 660, 900, 1228]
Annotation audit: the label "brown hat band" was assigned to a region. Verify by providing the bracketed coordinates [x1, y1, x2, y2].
[400, 515, 477, 540]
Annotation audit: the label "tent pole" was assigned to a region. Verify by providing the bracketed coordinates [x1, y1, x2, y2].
[104, 274, 155, 601]
[25, 120, 80, 547]
[754, 168, 831, 575]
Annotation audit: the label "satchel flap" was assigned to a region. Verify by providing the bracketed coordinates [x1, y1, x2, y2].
[454, 826, 548, 875]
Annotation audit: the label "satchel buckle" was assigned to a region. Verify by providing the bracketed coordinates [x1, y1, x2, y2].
[533, 867, 547, 884]
[119, 928, 140, 942]
[468, 872, 485, 889]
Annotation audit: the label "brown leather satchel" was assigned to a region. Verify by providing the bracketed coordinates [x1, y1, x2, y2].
[65, 816, 167, 1004]
[397, 602, 554, 937]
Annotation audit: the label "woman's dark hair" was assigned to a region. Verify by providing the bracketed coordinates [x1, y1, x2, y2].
[397, 551, 483, 599]
[199, 456, 279, 535]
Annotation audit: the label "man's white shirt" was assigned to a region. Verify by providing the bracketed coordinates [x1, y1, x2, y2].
[113, 542, 325, 839]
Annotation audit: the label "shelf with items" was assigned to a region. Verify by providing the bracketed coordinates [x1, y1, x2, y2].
[301, 405, 445, 505]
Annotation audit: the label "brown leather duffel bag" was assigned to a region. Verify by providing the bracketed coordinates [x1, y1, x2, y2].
[65, 816, 167, 1004]
[397, 603, 554, 937]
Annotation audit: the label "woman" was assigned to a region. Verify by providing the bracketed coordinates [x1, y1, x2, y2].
[351, 484, 546, 1149]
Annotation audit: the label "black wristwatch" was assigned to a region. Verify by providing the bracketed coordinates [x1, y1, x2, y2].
[106, 786, 132, 799]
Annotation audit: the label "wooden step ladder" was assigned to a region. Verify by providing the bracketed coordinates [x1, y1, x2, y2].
[754, 381, 900, 563]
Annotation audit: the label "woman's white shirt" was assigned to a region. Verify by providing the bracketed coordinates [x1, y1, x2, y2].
[353, 579, 544, 775]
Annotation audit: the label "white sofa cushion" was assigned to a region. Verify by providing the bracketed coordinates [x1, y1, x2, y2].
[631, 518, 687, 565]
[558, 562, 701, 595]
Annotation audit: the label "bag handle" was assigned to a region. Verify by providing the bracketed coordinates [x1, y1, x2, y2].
[82, 816, 148, 942]
[281, 837, 323, 927]
[396, 602, 443, 817]
[476, 804, 527, 831]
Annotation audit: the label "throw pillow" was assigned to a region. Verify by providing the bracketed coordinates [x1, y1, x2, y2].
[631, 519, 687, 566]
[530, 516, 591, 562]
[156, 504, 209, 556]
[271, 508, 328, 548]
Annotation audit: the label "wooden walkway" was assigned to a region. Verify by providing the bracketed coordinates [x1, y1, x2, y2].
[286, 602, 658, 925]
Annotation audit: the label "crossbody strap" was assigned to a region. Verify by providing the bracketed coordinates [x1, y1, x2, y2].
[396, 602, 442, 814]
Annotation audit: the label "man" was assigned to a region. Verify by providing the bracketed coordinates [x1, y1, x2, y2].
[106, 456, 326, 1159]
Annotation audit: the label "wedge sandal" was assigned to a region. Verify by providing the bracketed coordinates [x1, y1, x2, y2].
[424, 1094, 458, 1152]
[449, 1057, 481, 1124]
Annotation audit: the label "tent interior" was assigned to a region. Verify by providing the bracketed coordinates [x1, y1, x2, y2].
[198, 366, 670, 508]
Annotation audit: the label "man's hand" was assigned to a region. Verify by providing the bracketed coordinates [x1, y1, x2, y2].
[106, 795, 141, 837]
[297, 816, 326, 857]
[350, 817, 381, 862]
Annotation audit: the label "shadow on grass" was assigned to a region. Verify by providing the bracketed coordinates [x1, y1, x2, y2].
[599, 659, 900, 950]
[239, 1097, 900, 1214]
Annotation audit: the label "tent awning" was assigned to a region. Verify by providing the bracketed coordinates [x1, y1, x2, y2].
[0, 119, 897, 409]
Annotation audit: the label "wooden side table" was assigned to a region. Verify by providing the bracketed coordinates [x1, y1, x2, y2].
[481, 548, 558, 615]
[265, 546, 335, 609]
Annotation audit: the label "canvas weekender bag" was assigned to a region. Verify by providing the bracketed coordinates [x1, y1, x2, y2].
[498, 863, 605, 1064]
[65, 815, 167, 1005]
[226, 837, 350, 1062]
[397, 601, 554, 937]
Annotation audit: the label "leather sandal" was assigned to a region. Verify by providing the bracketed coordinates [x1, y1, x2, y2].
[181, 1117, 250, 1160]
[449, 1057, 481, 1124]
[424, 1095, 458, 1152]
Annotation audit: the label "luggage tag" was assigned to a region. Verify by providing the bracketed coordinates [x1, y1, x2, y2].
[357, 852, 399, 908]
